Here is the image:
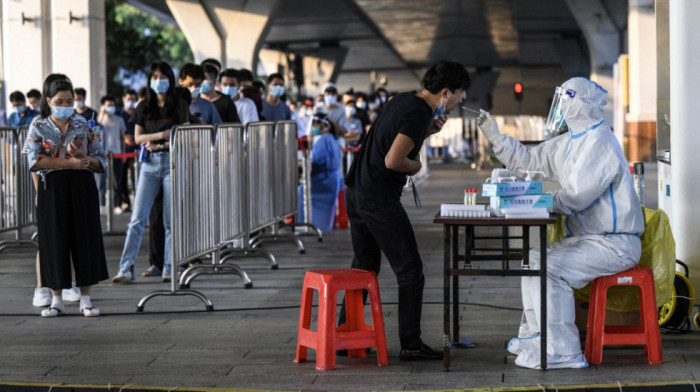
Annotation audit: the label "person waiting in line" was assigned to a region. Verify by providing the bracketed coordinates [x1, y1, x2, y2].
[137, 86, 148, 107]
[117, 89, 138, 213]
[178, 63, 222, 125]
[96, 95, 127, 214]
[73, 88, 98, 122]
[353, 92, 372, 134]
[341, 61, 468, 360]
[219, 69, 259, 126]
[297, 113, 341, 232]
[316, 83, 346, 134]
[200, 63, 240, 124]
[342, 99, 363, 145]
[476, 78, 644, 369]
[112, 61, 190, 283]
[27, 89, 42, 111]
[342, 89, 355, 105]
[201, 58, 222, 74]
[8, 91, 39, 129]
[261, 73, 291, 122]
[23, 74, 109, 317]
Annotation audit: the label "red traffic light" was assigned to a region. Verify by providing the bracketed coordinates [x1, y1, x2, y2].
[514, 82, 523, 94]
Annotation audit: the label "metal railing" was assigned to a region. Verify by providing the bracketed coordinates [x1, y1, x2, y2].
[0, 126, 37, 253]
[250, 120, 306, 252]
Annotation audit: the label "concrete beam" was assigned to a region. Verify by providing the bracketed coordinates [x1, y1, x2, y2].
[165, 0, 221, 63]
[565, 0, 623, 126]
[204, 0, 279, 71]
[50, 0, 106, 109]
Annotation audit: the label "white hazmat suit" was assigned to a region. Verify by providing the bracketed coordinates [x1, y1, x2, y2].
[477, 77, 645, 369]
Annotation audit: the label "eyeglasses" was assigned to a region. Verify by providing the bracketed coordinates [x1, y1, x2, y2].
[409, 177, 421, 208]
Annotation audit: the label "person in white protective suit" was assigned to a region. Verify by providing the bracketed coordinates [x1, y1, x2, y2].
[476, 77, 645, 369]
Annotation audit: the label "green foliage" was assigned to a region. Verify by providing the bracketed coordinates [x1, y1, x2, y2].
[105, 0, 193, 99]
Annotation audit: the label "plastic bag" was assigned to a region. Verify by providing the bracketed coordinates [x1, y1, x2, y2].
[547, 207, 675, 312]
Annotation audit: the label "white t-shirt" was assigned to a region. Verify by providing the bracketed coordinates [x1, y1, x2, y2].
[234, 97, 259, 125]
[100, 114, 126, 154]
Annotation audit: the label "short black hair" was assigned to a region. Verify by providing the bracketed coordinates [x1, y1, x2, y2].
[345, 99, 355, 106]
[123, 89, 137, 97]
[253, 80, 265, 91]
[100, 95, 116, 105]
[137, 86, 148, 98]
[376, 87, 388, 95]
[220, 68, 240, 81]
[421, 60, 470, 94]
[202, 64, 219, 81]
[324, 86, 338, 94]
[239, 69, 254, 82]
[266, 73, 284, 85]
[201, 58, 222, 72]
[74, 87, 87, 98]
[26, 89, 41, 99]
[9, 91, 25, 103]
[179, 63, 204, 81]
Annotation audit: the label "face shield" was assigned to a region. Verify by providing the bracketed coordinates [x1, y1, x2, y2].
[544, 86, 569, 139]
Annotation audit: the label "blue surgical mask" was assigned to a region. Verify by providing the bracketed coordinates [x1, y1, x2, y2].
[221, 86, 237, 98]
[14, 105, 25, 114]
[188, 86, 201, 98]
[150, 79, 170, 94]
[105, 106, 116, 115]
[434, 96, 446, 117]
[345, 107, 356, 117]
[357, 101, 367, 110]
[311, 126, 322, 136]
[270, 85, 285, 98]
[52, 106, 74, 120]
[200, 80, 212, 94]
[124, 100, 135, 109]
[324, 95, 337, 106]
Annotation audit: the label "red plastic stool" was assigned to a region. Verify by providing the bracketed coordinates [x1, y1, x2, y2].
[294, 269, 389, 370]
[585, 265, 663, 365]
[334, 189, 349, 229]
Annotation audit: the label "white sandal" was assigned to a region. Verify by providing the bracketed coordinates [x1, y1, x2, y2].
[41, 305, 64, 318]
[81, 306, 100, 317]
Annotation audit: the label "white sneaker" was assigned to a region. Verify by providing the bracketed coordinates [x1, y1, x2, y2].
[32, 288, 51, 307]
[62, 282, 81, 302]
[111, 269, 133, 283]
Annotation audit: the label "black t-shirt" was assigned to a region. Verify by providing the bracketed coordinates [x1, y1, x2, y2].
[129, 98, 190, 143]
[345, 91, 432, 200]
[212, 94, 241, 123]
[77, 107, 98, 123]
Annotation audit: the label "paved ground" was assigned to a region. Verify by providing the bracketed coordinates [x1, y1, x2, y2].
[1, 161, 698, 392]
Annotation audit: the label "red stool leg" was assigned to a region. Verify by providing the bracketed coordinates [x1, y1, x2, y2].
[344, 288, 368, 358]
[639, 271, 663, 364]
[367, 281, 389, 367]
[587, 279, 609, 365]
[294, 286, 315, 363]
[316, 286, 337, 370]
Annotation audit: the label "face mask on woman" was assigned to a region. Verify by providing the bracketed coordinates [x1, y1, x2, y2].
[311, 126, 322, 136]
[52, 105, 75, 120]
[150, 79, 170, 94]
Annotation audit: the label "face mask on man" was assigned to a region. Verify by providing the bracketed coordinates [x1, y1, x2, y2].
[124, 100, 135, 109]
[14, 105, 25, 114]
[221, 86, 237, 98]
[52, 105, 74, 120]
[200, 80, 212, 94]
[357, 101, 367, 110]
[74, 100, 85, 109]
[433, 94, 448, 118]
[269, 85, 285, 98]
[188, 86, 201, 98]
[345, 107, 356, 117]
[105, 106, 116, 115]
[150, 79, 170, 94]
[324, 95, 337, 106]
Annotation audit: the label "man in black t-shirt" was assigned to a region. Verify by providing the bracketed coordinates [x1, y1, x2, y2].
[343, 61, 470, 361]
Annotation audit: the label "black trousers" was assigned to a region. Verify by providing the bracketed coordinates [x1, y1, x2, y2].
[341, 186, 425, 349]
[149, 187, 165, 270]
[37, 170, 109, 290]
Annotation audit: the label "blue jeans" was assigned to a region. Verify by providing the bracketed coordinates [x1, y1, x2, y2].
[118, 152, 171, 274]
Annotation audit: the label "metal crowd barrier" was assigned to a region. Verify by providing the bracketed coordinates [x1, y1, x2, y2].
[250, 120, 305, 252]
[138, 125, 219, 311]
[181, 123, 273, 289]
[0, 126, 37, 253]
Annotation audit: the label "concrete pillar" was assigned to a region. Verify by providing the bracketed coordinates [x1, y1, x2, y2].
[1, 0, 50, 109]
[669, 0, 700, 298]
[203, 0, 279, 71]
[565, 0, 623, 127]
[50, 0, 105, 109]
[165, 0, 222, 63]
[626, 0, 657, 162]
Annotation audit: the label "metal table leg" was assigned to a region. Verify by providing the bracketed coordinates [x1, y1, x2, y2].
[443, 224, 451, 370]
[452, 225, 460, 343]
[540, 224, 548, 370]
